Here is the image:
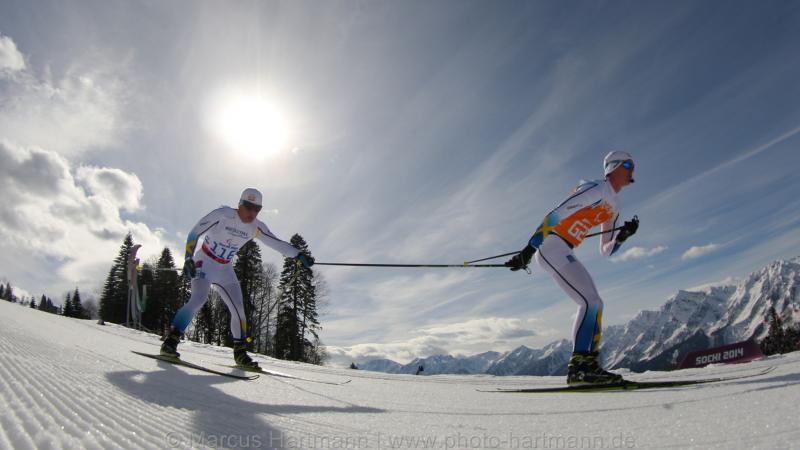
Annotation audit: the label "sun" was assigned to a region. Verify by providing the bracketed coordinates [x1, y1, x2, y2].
[214, 94, 288, 160]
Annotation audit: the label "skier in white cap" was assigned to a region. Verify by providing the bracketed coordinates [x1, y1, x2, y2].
[505, 151, 639, 385]
[160, 188, 314, 368]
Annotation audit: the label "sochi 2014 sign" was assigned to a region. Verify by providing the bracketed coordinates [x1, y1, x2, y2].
[678, 340, 764, 369]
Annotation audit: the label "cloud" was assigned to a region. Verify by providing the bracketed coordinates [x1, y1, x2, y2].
[326, 317, 538, 366]
[611, 245, 667, 263]
[326, 337, 450, 368]
[76, 166, 144, 212]
[418, 317, 536, 344]
[0, 140, 174, 292]
[0, 34, 133, 157]
[687, 276, 739, 293]
[682, 243, 722, 261]
[0, 34, 26, 73]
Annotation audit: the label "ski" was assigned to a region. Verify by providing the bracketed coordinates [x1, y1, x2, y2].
[131, 351, 260, 381]
[221, 364, 352, 386]
[478, 366, 774, 393]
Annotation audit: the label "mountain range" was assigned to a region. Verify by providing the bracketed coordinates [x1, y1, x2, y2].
[358, 256, 800, 375]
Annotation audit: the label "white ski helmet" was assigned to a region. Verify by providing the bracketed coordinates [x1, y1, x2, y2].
[603, 151, 634, 178]
[239, 188, 263, 207]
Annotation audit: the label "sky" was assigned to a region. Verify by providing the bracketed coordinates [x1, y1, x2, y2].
[1, 0, 799, 366]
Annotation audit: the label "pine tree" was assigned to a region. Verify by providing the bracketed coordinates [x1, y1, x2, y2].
[38, 295, 47, 311]
[234, 241, 264, 346]
[147, 248, 181, 336]
[63, 292, 74, 318]
[274, 234, 321, 363]
[194, 301, 217, 344]
[0, 284, 5, 300]
[256, 264, 281, 355]
[4, 283, 13, 301]
[99, 233, 134, 324]
[212, 290, 232, 347]
[30, 297, 37, 309]
[137, 261, 154, 329]
[72, 287, 84, 319]
[174, 271, 192, 337]
[760, 307, 800, 355]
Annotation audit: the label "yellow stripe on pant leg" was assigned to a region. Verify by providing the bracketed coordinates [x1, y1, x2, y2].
[592, 309, 603, 351]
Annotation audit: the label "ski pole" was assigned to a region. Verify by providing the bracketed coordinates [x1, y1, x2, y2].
[583, 215, 637, 238]
[314, 262, 507, 268]
[584, 226, 624, 238]
[463, 251, 520, 265]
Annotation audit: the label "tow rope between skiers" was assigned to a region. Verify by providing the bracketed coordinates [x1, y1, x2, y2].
[314, 262, 508, 268]
[314, 250, 517, 269]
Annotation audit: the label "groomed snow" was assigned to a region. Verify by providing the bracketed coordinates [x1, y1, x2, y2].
[2, 300, 799, 450]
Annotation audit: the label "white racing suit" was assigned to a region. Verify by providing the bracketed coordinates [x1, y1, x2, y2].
[172, 206, 300, 341]
[529, 179, 624, 353]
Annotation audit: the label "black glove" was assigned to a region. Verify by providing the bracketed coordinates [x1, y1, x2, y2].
[296, 253, 315, 268]
[505, 245, 536, 272]
[615, 216, 639, 244]
[183, 258, 197, 278]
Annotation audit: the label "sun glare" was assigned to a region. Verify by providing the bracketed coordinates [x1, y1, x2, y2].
[214, 94, 288, 160]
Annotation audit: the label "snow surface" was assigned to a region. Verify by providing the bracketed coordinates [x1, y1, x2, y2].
[2, 300, 800, 450]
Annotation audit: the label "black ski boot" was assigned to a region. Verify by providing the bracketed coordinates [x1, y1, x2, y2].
[233, 341, 260, 370]
[566, 351, 623, 385]
[160, 328, 182, 359]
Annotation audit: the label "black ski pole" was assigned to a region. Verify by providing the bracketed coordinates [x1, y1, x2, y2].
[584, 226, 624, 238]
[463, 251, 520, 265]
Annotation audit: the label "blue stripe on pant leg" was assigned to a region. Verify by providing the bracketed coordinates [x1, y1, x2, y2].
[172, 304, 196, 333]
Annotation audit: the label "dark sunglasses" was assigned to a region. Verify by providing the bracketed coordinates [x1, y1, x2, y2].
[241, 201, 262, 213]
[622, 160, 634, 170]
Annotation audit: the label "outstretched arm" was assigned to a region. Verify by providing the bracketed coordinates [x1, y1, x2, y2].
[255, 222, 301, 258]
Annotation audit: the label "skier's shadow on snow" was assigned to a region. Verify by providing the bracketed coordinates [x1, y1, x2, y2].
[107, 362, 382, 449]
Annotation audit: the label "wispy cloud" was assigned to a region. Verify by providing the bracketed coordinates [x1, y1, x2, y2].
[0, 35, 134, 157]
[611, 245, 667, 263]
[682, 243, 722, 261]
[648, 123, 800, 209]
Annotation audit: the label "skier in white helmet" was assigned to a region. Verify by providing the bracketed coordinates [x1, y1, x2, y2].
[160, 188, 314, 368]
[506, 151, 639, 385]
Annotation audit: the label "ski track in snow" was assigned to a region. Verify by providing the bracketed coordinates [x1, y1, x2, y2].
[2, 301, 800, 449]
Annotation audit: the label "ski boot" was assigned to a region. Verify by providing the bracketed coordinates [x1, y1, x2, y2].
[160, 327, 182, 359]
[566, 351, 624, 385]
[233, 341, 260, 370]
